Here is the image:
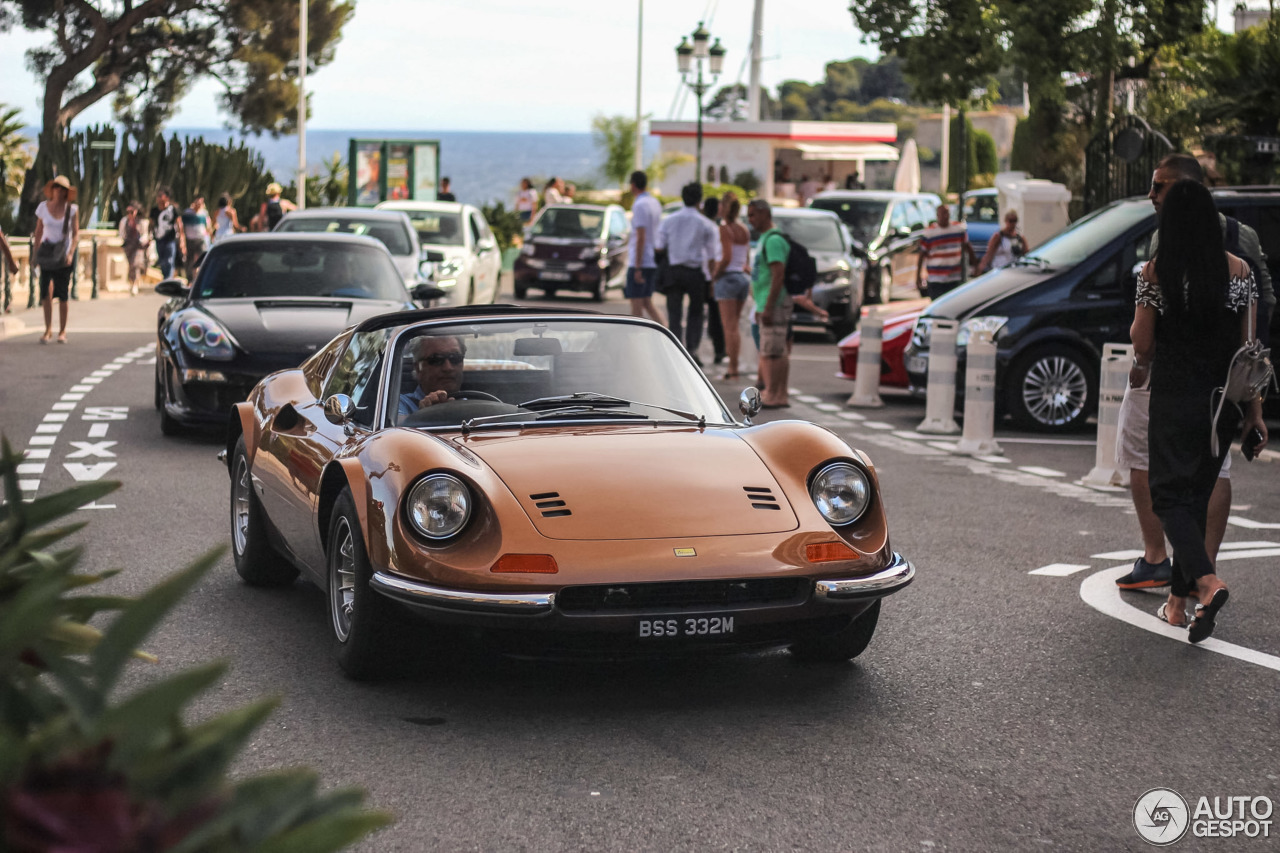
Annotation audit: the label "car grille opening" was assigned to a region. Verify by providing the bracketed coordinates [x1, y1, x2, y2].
[531, 491, 571, 518]
[556, 578, 808, 613]
[744, 486, 781, 511]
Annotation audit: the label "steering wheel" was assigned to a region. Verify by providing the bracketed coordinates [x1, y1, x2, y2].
[449, 390, 501, 403]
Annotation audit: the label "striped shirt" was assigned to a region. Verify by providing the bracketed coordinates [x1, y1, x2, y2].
[920, 223, 970, 284]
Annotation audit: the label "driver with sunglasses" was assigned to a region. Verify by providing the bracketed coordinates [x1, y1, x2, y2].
[398, 335, 468, 419]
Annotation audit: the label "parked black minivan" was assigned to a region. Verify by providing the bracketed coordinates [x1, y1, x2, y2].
[902, 188, 1279, 432]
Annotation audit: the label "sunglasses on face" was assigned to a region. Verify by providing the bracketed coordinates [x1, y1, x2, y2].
[418, 352, 464, 367]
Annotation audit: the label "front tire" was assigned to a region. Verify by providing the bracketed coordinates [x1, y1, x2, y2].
[1006, 344, 1095, 432]
[230, 437, 297, 587]
[328, 489, 397, 680]
[789, 600, 880, 662]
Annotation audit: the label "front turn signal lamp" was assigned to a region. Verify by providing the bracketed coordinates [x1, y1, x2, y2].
[805, 541, 860, 563]
[491, 554, 559, 574]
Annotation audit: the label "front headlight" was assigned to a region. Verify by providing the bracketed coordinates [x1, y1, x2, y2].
[579, 244, 604, 260]
[809, 462, 871, 526]
[912, 317, 933, 349]
[956, 315, 1008, 347]
[817, 269, 851, 286]
[436, 258, 463, 278]
[179, 315, 235, 361]
[406, 473, 472, 541]
[521, 243, 536, 256]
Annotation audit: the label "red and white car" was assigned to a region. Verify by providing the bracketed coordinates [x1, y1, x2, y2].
[836, 298, 930, 388]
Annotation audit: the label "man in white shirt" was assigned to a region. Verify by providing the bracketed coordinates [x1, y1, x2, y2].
[625, 170, 664, 322]
[657, 182, 720, 363]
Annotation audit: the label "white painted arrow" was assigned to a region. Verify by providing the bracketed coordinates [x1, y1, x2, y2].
[64, 462, 117, 481]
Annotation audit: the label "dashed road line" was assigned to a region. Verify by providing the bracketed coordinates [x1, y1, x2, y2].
[1029, 563, 1092, 577]
[1228, 516, 1280, 530]
[1018, 465, 1066, 478]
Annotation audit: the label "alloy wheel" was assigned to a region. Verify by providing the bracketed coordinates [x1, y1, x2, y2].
[329, 516, 356, 642]
[1021, 355, 1089, 427]
[231, 456, 252, 555]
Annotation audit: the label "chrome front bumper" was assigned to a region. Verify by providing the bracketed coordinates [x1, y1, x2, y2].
[370, 552, 914, 618]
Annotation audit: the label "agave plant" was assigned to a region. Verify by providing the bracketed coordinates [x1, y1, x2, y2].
[0, 439, 390, 852]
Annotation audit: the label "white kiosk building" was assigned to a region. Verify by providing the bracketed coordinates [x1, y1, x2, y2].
[650, 120, 900, 202]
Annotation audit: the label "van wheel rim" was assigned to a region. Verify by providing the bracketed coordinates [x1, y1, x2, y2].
[232, 458, 251, 555]
[329, 517, 356, 642]
[1022, 356, 1088, 426]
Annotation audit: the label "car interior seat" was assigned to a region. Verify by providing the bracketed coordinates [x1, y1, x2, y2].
[225, 259, 265, 297]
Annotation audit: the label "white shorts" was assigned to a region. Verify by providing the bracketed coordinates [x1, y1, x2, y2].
[1115, 384, 1231, 478]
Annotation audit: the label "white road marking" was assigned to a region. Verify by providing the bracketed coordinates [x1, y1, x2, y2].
[43, 413, 70, 423]
[1216, 548, 1280, 562]
[66, 441, 116, 458]
[23, 449, 50, 460]
[1219, 540, 1279, 550]
[1018, 466, 1066, 478]
[16, 464, 45, 475]
[82, 377, 103, 384]
[975, 455, 1010, 464]
[1228, 516, 1280, 530]
[864, 421, 894, 430]
[928, 441, 959, 452]
[1080, 566, 1280, 673]
[70, 385, 93, 392]
[35, 424, 63, 434]
[997, 437, 1097, 446]
[64, 462, 117, 481]
[51, 402, 77, 411]
[892, 431, 927, 440]
[18, 480, 39, 491]
[87, 423, 109, 438]
[815, 403, 841, 412]
[1092, 549, 1144, 561]
[837, 411, 865, 421]
[796, 395, 821, 404]
[1029, 563, 1092, 576]
[28, 436, 57, 446]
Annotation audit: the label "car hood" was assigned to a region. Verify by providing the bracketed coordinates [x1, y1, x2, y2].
[922, 265, 1052, 320]
[196, 298, 407, 354]
[456, 426, 799, 540]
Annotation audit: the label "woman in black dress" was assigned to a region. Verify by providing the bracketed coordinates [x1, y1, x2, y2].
[1131, 179, 1268, 643]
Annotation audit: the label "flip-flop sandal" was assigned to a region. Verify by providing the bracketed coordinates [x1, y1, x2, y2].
[1188, 588, 1229, 644]
[1157, 603, 1187, 629]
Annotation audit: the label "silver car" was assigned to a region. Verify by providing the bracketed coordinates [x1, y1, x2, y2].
[274, 207, 421, 286]
[762, 208, 866, 338]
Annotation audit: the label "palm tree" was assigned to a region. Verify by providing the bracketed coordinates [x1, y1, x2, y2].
[0, 105, 32, 203]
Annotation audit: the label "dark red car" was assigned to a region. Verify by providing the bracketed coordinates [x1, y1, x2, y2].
[513, 204, 630, 301]
[837, 298, 929, 388]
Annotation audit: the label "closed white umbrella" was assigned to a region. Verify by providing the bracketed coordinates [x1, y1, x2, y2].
[893, 139, 920, 194]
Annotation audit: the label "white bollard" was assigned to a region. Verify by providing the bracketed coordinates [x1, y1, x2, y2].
[955, 331, 1002, 456]
[845, 308, 885, 408]
[917, 319, 961, 434]
[1081, 343, 1133, 488]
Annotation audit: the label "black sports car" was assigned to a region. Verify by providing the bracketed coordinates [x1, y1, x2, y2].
[155, 233, 434, 435]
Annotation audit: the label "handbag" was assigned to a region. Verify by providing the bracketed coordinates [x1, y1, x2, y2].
[34, 204, 72, 269]
[1210, 294, 1276, 456]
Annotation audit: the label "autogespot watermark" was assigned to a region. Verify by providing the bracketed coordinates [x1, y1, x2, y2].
[1133, 788, 1275, 845]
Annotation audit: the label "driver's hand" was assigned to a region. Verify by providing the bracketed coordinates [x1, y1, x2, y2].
[417, 390, 449, 408]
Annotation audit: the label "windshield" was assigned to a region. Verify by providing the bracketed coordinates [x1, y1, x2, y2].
[1021, 202, 1153, 267]
[389, 319, 731, 428]
[771, 215, 846, 253]
[387, 211, 463, 246]
[964, 194, 999, 223]
[195, 243, 409, 301]
[809, 198, 887, 243]
[275, 216, 415, 256]
[531, 208, 604, 240]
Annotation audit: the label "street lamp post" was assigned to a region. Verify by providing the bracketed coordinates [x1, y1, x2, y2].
[675, 22, 724, 186]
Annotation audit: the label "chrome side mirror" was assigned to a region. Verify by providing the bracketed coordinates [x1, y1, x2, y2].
[739, 387, 761, 422]
[324, 394, 355, 425]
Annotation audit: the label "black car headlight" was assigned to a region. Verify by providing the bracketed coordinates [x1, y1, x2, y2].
[406, 473, 472, 540]
[179, 316, 235, 361]
[809, 462, 871, 526]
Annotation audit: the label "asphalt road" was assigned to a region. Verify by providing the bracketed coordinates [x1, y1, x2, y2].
[2, 287, 1278, 852]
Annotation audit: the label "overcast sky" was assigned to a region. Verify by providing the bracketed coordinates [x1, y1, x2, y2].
[0, 0, 1255, 134]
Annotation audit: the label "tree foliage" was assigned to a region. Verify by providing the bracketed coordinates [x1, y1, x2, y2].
[591, 114, 638, 188]
[2, 0, 355, 140]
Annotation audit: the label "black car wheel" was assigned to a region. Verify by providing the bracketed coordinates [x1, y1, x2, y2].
[154, 366, 164, 411]
[590, 276, 604, 302]
[789, 599, 880, 662]
[230, 436, 298, 587]
[866, 264, 891, 304]
[328, 488, 398, 680]
[1006, 344, 1096, 432]
[513, 279, 528, 299]
[543, 286, 557, 299]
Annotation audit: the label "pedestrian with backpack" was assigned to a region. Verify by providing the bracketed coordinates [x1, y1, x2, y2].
[152, 186, 185, 279]
[745, 198, 794, 408]
[257, 182, 295, 232]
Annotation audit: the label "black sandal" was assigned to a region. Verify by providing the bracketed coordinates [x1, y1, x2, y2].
[1188, 588, 1228, 644]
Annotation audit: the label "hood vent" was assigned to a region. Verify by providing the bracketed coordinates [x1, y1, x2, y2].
[531, 491, 571, 518]
[744, 486, 781, 511]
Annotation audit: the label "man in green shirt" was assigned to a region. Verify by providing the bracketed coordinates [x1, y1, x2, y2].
[745, 198, 792, 408]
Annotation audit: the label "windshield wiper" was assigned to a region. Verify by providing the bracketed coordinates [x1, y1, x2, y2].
[519, 392, 704, 424]
[459, 405, 648, 434]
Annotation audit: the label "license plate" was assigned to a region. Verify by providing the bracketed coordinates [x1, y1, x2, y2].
[906, 354, 928, 375]
[638, 616, 735, 638]
[540, 271, 571, 281]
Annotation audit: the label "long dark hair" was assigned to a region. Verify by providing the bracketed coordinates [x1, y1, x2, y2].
[1153, 179, 1228, 332]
